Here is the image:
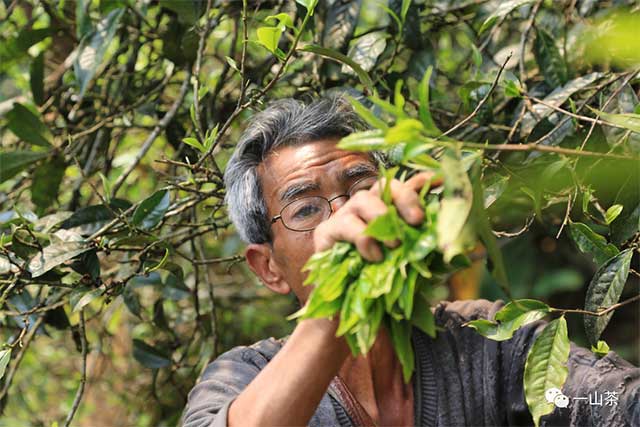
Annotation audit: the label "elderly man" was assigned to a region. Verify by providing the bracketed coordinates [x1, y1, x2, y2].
[182, 97, 639, 427]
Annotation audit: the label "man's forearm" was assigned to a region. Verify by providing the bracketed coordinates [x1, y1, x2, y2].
[228, 317, 350, 427]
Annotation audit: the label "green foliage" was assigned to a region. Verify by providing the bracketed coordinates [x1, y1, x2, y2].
[0, 0, 638, 424]
[524, 316, 570, 427]
[468, 299, 550, 341]
[291, 187, 455, 382]
[583, 249, 633, 345]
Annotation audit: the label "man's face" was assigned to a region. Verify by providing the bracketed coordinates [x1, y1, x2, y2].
[257, 139, 377, 303]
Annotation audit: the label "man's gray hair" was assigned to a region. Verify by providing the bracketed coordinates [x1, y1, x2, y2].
[224, 96, 385, 244]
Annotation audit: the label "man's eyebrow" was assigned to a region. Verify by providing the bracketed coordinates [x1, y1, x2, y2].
[340, 163, 378, 181]
[279, 181, 321, 204]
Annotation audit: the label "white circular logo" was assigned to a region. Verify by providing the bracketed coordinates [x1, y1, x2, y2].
[545, 387, 562, 403]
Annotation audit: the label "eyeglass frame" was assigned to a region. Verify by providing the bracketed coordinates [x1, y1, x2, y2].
[270, 174, 379, 233]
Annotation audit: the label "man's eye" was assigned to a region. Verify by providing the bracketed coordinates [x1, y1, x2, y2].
[292, 204, 321, 219]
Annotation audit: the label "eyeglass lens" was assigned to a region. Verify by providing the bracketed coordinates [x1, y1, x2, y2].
[280, 175, 378, 231]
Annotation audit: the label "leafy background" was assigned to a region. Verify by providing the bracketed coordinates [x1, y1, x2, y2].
[0, 0, 638, 425]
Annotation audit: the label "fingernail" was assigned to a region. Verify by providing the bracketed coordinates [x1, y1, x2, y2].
[412, 208, 424, 223]
[371, 245, 383, 262]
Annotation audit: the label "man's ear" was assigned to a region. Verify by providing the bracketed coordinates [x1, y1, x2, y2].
[245, 243, 291, 295]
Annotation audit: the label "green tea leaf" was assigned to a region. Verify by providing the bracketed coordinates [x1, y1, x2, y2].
[411, 293, 435, 337]
[524, 316, 570, 427]
[31, 155, 66, 212]
[5, 103, 52, 147]
[132, 190, 170, 230]
[183, 137, 205, 153]
[591, 340, 610, 358]
[584, 249, 633, 345]
[467, 299, 549, 341]
[568, 222, 620, 266]
[30, 52, 45, 105]
[437, 154, 473, 261]
[0, 151, 48, 183]
[533, 28, 568, 87]
[588, 108, 640, 134]
[0, 349, 11, 380]
[27, 233, 91, 278]
[418, 65, 440, 135]
[338, 130, 386, 151]
[74, 8, 124, 97]
[479, 0, 534, 34]
[301, 45, 375, 93]
[365, 206, 403, 241]
[604, 204, 623, 225]
[296, 0, 318, 14]
[390, 319, 414, 383]
[256, 26, 283, 54]
[133, 339, 171, 369]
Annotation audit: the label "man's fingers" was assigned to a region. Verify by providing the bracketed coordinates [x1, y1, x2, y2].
[313, 214, 383, 262]
[405, 171, 442, 191]
[389, 180, 424, 225]
[345, 192, 388, 223]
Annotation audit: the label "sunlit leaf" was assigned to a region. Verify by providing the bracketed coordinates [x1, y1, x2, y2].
[524, 316, 570, 427]
[604, 204, 623, 225]
[345, 31, 386, 73]
[0, 349, 11, 380]
[302, 45, 375, 92]
[27, 231, 91, 278]
[437, 154, 473, 261]
[591, 340, 610, 357]
[520, 72, 603, 137]
[467, 299, 549, 341]
[479, 0, 534, 34]
[256, 26, 283, 54]
[418, 65, 440, 135]
[295, 0, 318, 14]
[322, 0, 362, 52]
[74, 8, 124, 97]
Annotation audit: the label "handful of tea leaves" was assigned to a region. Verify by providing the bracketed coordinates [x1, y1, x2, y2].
[289, 171, 467, 382]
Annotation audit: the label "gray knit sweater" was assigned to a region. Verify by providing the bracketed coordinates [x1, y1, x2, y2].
[182, 299, 639, 426]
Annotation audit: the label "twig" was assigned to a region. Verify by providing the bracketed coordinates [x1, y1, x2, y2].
[192, 0, 215, 142]
[454, 140, 636, 160]
[492, 215, 535, 238]
[63, 310, 88, 427]
[195, 4, 315, 168]
[192, 255, 244, 265]
[578, 69, 639, 151]
[551, 294, 640, 317]
[524, 93, 629, 131]
[440, 53, 511, 138]
[0, 315, 45, 401]
[111, 70, 192, 197]
[555, 190, 575, 239]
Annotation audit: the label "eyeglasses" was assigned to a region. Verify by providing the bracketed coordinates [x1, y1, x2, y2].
[270, 175, 379, 232]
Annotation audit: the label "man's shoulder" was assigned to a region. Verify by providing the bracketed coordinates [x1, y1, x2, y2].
[206, 336, 287, 372]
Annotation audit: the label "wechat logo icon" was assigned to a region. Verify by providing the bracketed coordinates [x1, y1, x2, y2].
[545, 388, 570, 408]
